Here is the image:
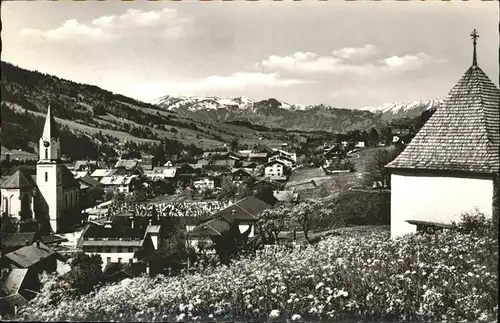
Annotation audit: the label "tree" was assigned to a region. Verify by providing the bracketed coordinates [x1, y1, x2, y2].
[289, 199, 323, 244]
[218, 176, 237, 201]
[257, 204, 289, 244]
[369, 128, 380, 147]
[366, 147, 403, 188]
[230, 137, 239, 151]
[64, 252, 103, 296]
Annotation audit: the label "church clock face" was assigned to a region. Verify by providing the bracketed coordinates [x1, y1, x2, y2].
[43, 141, 50, 147]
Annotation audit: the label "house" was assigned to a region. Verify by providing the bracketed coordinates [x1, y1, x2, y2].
[253, 177, 283, 192]
[194, 158, 210, 168]
[248, 152, 269, 164]
[323, 145, 345, 160]
[268, 154, 294, 169]
[386, 34, 499, 238]
[0, 268, 40, 314]
[3, 241, 58, 274]
[192, 177, 215, 192]
[232, 168, 253, 185]
[90, 168, 117, 181]
[355, 140, 367, 148]
[114, 159, 139, 170]
[74, 160, 104, 172]
[263, 160, 288, 181]
[144, 167, 177, 181]
[391, 129, 413, 145]
[100, 175, 138, 194]
[188, 196, 271, 249]
[77, 220, 156, 269]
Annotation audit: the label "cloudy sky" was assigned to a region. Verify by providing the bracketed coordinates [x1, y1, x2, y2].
[2, 1, 498, 109]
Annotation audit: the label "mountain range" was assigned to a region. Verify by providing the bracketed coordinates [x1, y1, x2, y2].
[155, 95, 441, 133]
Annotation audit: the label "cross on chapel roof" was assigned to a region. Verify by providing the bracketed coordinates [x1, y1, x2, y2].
[470, 29, 479, 66]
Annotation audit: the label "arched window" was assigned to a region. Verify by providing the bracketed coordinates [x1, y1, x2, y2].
[45, 149, 48, 159]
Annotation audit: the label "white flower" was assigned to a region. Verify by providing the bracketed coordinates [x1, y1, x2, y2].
[269, 309, 280, 318]
[315, 282, 324, 290]
[292, 314, 302, 321]
[271, 287, 277, 294]
[176, 313, 185, 322]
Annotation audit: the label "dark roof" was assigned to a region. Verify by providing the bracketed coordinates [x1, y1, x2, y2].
[61, 166, 80, 189]
[263, 160, 286, 168]
[4, 242, 55, 268]
[211, 196, 271, 223]
[1, 232, 37, 249]
[83, 223, 146, 240]
[40, 234, 68, 245]
[387, 65, 499, 174]
[190, 218, 231, 236]
[0, 170, 35, 189]
[0, 268, 31, 308]
[78, 174, 101, 188]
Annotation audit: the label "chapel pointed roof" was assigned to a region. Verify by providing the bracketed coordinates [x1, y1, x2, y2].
[386, 63, 499, 174]
[0, 170, 36, 189]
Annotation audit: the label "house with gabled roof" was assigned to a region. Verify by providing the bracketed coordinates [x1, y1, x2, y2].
[188, 196, 271, 250]
[0, 268, 40, 314]
[386, 31, 499, 238]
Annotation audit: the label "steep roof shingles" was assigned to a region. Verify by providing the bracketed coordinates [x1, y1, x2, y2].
[387, 65, 499, 174]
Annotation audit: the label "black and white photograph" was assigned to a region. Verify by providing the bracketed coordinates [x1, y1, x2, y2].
[0, 1, 498, 321]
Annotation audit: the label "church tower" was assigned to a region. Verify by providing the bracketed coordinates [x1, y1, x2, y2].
[36, 105, 64, 233]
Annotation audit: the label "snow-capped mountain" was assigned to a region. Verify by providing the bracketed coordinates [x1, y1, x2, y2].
[357, 99, 442, 120]
[155, 95, 308, 112]
[154, 94, 440, 132]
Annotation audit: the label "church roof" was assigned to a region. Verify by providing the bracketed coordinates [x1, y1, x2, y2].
[41, 104, 59, 139]
[61, 166, 80, 189]
[0, 170, 35, 189]
[386, 64, 499, 174]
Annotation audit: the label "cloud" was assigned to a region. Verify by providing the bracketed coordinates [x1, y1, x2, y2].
[382, 53, 437, 72]
[20, 8, 190, 43]
[133, 72, 311, 101]
[331, 44, 378, 60]
[258, 46, 441, 76]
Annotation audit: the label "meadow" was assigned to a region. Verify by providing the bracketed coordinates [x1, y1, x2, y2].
[17, 225, 497, 322]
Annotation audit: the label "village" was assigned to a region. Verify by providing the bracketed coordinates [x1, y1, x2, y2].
[0, 101, 418, 313]
[0, 4, 498, 319]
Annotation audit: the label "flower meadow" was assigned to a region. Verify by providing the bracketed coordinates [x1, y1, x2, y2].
[18, 227, 498, 322]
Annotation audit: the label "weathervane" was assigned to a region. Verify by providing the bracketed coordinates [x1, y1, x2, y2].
[470, 29, 479, 66]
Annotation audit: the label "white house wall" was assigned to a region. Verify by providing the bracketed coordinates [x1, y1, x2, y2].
[391, 171, 494, 238]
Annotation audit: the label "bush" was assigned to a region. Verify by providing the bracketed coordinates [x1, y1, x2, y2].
[18, 228, 497, 322]
[314, 192, 390, 229]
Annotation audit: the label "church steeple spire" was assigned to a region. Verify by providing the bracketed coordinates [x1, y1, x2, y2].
[470, 29, 479, 66]
[39, 103, 61, 162]
[42, 103, 59, 140]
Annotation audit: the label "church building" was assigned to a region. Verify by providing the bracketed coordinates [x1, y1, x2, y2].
[1, 105, 81, 234]
[386, 30, 499, 238]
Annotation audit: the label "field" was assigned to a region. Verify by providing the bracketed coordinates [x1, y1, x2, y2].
[17, 225, 497, 322]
